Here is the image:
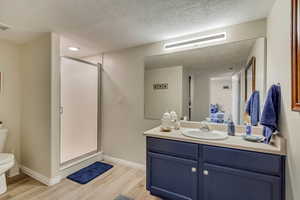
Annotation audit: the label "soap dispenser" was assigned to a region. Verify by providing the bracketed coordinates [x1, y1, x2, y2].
[227, 114, 235, 136]
[161, 112, 172, 132]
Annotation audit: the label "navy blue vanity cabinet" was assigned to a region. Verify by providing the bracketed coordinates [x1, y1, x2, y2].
[146, 137, 285, 200]
[148, 152, 198, 200]
[147, 137, 199, 200]
[202, 145, 285, 200]
[202, 164, 281, 200]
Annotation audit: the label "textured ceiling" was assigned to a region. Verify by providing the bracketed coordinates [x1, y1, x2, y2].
[145, 38, 257, 71]
[0, 0, 274, 54]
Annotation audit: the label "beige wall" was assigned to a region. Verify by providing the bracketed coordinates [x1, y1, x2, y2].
[239, 37, 266, 124]
[102, 19, 267, 164]
[145, 66, 183, 119]
[0, 18, 269, 178]
[267, 0, 299, 199]
[247, 37, 267, 108]
[20, 33, 52, 177]
[50, 33, 61, 177]
[0, 40, 21, 164]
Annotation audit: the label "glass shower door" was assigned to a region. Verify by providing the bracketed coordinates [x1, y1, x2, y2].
[60, 57, 99, 164]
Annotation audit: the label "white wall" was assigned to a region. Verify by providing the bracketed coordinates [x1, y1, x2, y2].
[0, 40, 21, 166]
[190, 69, 234, 122]
[182, 67, 190, 119]
[191, 70, 210, 122]
[101, 18, 267, 164]
[267, 1, 299, 199]
[145, 66, 183, 119]
[210, 77, 232, 115]
[20, 33, 52, 177]
[232, 74, 241, 124]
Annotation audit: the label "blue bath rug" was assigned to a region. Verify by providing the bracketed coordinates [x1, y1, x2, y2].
[114, 195, 133, 200]
[67, 162, 113, 184]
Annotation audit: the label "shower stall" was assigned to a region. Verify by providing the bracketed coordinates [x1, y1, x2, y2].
[59, 56, 101, 165]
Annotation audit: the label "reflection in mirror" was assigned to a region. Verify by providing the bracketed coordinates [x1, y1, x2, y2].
[245, 56, 256, 102]
[144, 37, 266, 125]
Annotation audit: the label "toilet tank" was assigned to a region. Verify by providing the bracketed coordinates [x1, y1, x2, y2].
[0, 128, 8, 152]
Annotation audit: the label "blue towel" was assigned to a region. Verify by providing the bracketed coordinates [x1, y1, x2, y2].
[260, 85, 281, 143]
[245, 91, 260, 126]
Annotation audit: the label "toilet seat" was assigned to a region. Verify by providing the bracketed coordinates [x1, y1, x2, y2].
[0, 154, 14, 165]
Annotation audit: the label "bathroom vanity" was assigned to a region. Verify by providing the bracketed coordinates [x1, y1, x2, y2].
[144, 125, 286, 200]
[143, 35, 286, 200]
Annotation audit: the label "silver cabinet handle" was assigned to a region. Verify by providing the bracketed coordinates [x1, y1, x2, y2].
[203, 170, 209, 176]
[191, 167, 197, 172]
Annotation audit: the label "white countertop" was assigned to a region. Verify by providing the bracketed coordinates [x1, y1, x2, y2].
[144, 126, 286, 156]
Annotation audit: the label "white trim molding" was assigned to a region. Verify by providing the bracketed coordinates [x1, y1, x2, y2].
[20, 152, 104, 186]
[20, 153, 146, 186]
[103, 155, 146, 171]
[20, 166, 61, 186]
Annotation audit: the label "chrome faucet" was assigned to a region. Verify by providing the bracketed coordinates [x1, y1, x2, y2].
[199, 123, 210, 132]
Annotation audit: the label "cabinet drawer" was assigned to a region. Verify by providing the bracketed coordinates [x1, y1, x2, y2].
[147, 137, 198, 160]
[203, 145, 283, 176]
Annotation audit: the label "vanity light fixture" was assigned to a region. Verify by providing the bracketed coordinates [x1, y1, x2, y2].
[68, 46, 80, 51]
[164, 32, 227, 50]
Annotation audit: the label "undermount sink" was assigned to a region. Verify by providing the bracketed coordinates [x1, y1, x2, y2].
[181, 128, 228, 140]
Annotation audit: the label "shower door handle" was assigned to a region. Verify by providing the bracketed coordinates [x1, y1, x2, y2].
[60, 106, 64, 114]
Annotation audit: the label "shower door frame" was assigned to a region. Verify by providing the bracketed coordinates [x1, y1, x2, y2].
[59, 56, 102, 167]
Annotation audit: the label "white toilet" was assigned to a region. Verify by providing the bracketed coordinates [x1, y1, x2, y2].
[0, 128, 15, 194]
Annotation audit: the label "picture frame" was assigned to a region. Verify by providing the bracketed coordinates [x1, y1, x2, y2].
[291, 0, 300, 111]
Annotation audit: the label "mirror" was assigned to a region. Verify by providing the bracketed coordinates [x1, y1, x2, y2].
[144, 37, 266, 125]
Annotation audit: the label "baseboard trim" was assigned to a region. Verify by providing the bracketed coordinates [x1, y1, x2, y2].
[20, 152, 103, 186]
[20, 153, 145, 186]
[20, 166, 60, 186]
[103, 155, 146, 171]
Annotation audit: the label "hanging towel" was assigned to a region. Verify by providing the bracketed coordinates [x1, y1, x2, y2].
[260, 85, 281, 144]
[245, 91, 260, 126]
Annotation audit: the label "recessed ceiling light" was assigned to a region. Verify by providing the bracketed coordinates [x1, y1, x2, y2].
[68, 47, 80, 51]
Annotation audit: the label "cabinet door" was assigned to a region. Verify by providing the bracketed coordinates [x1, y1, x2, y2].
[203, 163, 281, 200]
[148, 152, 198, 200]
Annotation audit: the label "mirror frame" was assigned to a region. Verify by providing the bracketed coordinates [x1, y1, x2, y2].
[292, 0, 300, 111]
[245, 56, 256, 101]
